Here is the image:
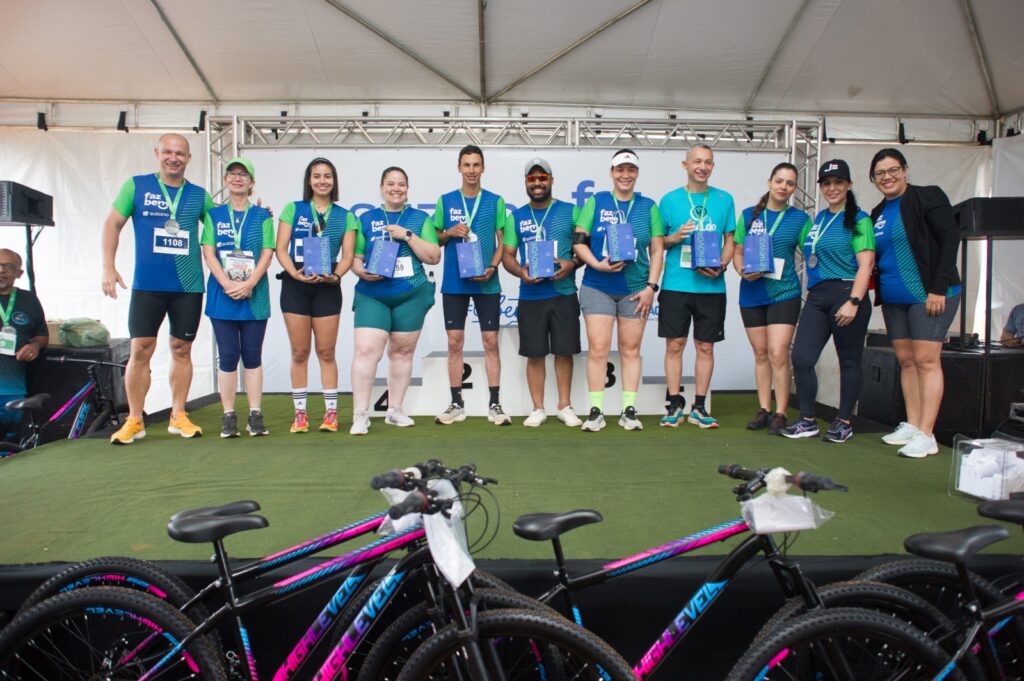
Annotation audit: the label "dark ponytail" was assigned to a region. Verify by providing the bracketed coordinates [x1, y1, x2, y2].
[843, 190, 860, 230]
[752, 162, 799, 221]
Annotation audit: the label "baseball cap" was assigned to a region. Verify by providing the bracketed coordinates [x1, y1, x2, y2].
[225, 156, 255, 180]
[524, 158, 552, 176]
[611, 150, 640, 168]
[817, 159, 851, 183]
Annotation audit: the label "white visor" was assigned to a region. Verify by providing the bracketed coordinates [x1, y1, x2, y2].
[611, 151, 639, 168]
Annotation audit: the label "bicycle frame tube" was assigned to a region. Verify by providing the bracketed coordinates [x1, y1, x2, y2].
[48, 380, 96, 430]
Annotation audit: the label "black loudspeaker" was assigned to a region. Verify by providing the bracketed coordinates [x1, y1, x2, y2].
[859, 347, 1024, 446]
[0, 181, 54, 226]
[953, 197, 1024, 239]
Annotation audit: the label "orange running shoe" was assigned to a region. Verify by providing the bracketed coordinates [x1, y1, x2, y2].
[319, 408, 338, 432]
[168, 412, 203, 438]
[290, 409, 309, 434]
[110, 416, 146, 445]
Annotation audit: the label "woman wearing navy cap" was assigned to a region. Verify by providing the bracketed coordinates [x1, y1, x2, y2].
[782, 159, 875, 443]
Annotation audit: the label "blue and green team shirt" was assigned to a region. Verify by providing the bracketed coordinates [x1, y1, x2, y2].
[576, 192, 664, 295]
[800, 209, 875, 291]
[200, 204, 275, 321]
[0, 288, 46, 396]
[278, 201, 359, 267]
[431, 189, 506, 296]
[503, 200, 580, 301]
[874, 196, 960, 304]
[658, 186, 735, 294]
[355, 207, 438, 298]
[112, 174, 214, 293]
[734, 206, 811, 308]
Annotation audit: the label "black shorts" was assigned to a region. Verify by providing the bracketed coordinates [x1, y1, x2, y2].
[518, 294, 581, 358]
[657, 290, 726, 343]
[442, 293, 501, 331]
[128, 290, 203, 340]
[280, 275, 342, 318]
[739, 296, 802, 328]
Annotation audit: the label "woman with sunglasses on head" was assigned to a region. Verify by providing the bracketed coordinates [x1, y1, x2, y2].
[275, 157, 358, 435]
[201, 157, 275, 438]
[732, 163, 811, 436]
[782, 159, 875, 443]
[868, 148, 961, 458]
[348, 167, 440, 436]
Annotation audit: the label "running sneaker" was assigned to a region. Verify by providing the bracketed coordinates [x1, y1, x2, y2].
[581, 407, 605, 432]
[168, 412, 203, 438]
[350, 409, 370, 436]
[898, 431, 939, 458]
[290, 409, 309, 434]
[488, 403, 512, 426]
[823, 418, 853, 443]
[781, 418, 820, 439]
[247, 410, 269, 436]
[882, 422, 918, 446]
[660, 402, 685, 428]
[687, 406, 719, 429]
[556, 405, 583, 427]
[523, 409, 547, 427]
[435, 403, 466, 425]
[767, 413, 788, 436]
[220, 412, 240, 439]
[618, 406, 643, 431]
[746, 408, 771, 430]
[385, 407, 415, 427]
[110, 416, 145, 445]
[320, 408, 339, 432]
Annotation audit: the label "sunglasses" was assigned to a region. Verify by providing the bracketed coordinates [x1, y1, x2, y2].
[526, 174, 550, 182]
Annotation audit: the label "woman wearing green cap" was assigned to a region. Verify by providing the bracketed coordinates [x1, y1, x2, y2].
[200, 158, 276, 438]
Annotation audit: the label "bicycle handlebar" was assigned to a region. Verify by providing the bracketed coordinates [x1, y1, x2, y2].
[370, 461, 497, 491]
[717, 464, 848, 493]
[45, 356, 126, 370]
[388, 491, 431, 519]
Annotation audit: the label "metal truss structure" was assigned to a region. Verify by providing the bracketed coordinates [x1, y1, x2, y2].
[207, 115, 822, 212]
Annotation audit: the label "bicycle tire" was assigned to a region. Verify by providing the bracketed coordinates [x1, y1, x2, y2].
[395, 608, 636, 681]
[725, 606, 966, 681]
[0, 586, 226, 680]
[0, 441, 23, 458]
[858, 557, 1024, 677]
[84, 405, 114, 436]
[357, 587, 562, 681]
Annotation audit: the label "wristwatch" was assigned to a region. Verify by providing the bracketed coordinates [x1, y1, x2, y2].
[404, 229, 413, 241]
[848, 295, 861, 305]
[646, 282, 660, 292]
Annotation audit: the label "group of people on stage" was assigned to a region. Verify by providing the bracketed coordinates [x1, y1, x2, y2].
[99, 133, 962, 459]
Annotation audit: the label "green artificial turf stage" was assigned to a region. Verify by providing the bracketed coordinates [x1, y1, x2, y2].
[1, 393, 1019, 565]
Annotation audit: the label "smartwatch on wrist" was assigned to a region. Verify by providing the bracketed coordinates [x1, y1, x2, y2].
[848, 295, 861, 305]
[405, 229, 413, 241]
[646, 282, 660, 292]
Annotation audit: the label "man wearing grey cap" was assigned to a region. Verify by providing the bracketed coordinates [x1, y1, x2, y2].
[501, 159, 583, 427]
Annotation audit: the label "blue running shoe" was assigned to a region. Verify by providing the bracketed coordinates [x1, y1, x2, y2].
[823, 418, 853, 443]
[781, 418, 820, 439]
[660, 401, 686, 428]
[687, 406, 719, 429]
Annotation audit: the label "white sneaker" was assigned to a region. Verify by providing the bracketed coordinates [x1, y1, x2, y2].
[523, 409, 547, 427]
[618, 406, 643, 431]
[581, 407, 606, 432]
[435, 403, 466, 425]
[882, 422, 918, 446]
[557, 405, 583, 427]
[350, 409, 370, 436]
[488, 403, 512, 426]
[385, 407, 415, 427]
[898, 431, 939, 458]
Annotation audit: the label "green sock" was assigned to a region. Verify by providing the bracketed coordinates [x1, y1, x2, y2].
[589, 391, 604, 411]
[622, 391, 637, 409]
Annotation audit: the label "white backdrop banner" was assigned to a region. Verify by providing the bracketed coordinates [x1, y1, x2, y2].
[244, 147, 786, 393]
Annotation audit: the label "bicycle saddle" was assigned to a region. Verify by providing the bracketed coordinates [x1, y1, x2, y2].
[513, 510, 603, 541]
[977, 499, 1024, 526]
[167, 513, 268, 544]
[5, 394, 50, 412]
[169, 500, 261, 522]
[904, 525, 1009, 565]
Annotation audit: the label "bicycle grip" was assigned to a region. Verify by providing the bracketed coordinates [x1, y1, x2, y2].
[371, 469, 407, 490]
[718, 464, 757, 480]
[791, 471, 848, 493]
[388, 491, 428, 520]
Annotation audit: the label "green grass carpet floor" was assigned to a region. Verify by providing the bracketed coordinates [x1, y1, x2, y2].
[1, 393, 1018, 564]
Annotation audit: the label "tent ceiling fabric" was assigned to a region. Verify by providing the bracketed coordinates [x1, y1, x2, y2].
[1, 0, 1020, 117]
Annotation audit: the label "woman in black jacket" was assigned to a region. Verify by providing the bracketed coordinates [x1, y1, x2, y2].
[868, 148, 961, 459]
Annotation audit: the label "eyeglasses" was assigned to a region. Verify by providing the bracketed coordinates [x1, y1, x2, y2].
[526, 174, 550, 182]
[872, 166, 905, 180]
[226, 171, 251, 179]
[0, 263, 20, 273]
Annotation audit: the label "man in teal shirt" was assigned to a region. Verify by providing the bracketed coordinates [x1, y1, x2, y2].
[657, 144, 736, 429]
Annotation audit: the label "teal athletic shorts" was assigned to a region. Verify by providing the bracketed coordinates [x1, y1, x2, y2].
[353, 281, 436, 332]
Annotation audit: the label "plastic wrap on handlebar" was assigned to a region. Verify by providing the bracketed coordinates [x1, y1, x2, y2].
[388, 492, 428, 520]
[790, 471, 848, 493]
[371, 469, 407, 490]
[717, 464, 758, 480]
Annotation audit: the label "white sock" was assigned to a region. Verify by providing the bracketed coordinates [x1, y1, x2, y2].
[324, 390, 338, 411]
[292, 389, 308, 412]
